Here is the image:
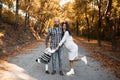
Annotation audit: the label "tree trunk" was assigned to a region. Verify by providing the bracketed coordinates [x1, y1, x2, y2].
[85, 15, 90, 42]
[111, 21, 116, 51]
[85, 2, 90, 42]
[76, 19, 79, 36]
[15, 0, 19, 30]
[27, 0, 30, 29]
[0, 0, 2, 19]
[104, 0, 112, 15]
[97, 0, 102, 47]
[24, 0, 27, 31]
[118, 16, 120, 34]
[24, 11, 28, 31]
[105, 0, 116, 51]
[24, 0, 30, 31]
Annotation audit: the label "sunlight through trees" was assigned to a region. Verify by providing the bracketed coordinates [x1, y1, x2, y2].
[0, 0, 120, 51]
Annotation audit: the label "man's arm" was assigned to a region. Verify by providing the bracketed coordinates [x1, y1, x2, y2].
[45, 28, 51, 47]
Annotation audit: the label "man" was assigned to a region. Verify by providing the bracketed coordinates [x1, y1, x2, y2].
[45, 19, 64, 75]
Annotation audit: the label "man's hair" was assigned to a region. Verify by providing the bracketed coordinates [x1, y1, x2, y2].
[54, 18, 60, 23]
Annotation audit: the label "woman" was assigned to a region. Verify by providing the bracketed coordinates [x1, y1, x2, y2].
[55, 22, 87, 76]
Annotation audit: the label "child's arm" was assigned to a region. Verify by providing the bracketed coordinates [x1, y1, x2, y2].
[50, 49, 55, 53]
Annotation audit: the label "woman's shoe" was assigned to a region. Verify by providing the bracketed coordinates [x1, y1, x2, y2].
[66, 69, 75, 76]
[81, 56, 87, 64]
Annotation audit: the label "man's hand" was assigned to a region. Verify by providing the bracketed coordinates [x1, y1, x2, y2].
[55, 46, 60, 51]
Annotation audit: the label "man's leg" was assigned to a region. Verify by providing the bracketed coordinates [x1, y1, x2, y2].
[58, 46, 64, 75]
[51, 51, 57, 74]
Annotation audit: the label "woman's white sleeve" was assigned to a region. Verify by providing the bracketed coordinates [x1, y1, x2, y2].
[59, 31, 69, 46]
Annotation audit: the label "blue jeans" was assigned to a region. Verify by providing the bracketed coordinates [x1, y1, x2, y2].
[51, 46, 63, 71]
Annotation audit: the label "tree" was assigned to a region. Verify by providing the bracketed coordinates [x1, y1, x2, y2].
[76, 19, 79, 36]
[24, 0, 31, 31]
[15, 0, 20, 29]
[37, 0, 60, 37]
[0, 0, 14, 19]
[105, 0, 116, 51]
[85, 1, 90, 42]
[97, 0, 102, 47]
[0, 0, 2, 19]
[60, 2, 76, 35]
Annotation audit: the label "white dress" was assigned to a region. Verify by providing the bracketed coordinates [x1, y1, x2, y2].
[59, 31, 78, 60]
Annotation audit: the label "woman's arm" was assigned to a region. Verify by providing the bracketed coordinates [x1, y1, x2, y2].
[59, 31, 69, 46]
[55, 31, 69, 51]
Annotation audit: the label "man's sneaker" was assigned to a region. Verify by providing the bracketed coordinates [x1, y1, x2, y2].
[59, 71, 64, 76]
[51, 70, 56, 75]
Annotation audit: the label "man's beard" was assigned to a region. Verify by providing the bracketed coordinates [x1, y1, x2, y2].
[54, 24, 59, 27]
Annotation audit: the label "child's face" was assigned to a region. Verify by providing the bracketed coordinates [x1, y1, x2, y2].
[47, 43, 50, 48]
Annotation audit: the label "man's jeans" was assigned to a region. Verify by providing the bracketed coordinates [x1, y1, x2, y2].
[51, 46, 63, 71]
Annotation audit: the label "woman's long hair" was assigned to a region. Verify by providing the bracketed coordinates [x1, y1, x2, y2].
[61, 21, 71, 37]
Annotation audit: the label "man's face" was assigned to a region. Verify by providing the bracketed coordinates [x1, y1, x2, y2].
[54, 19, 60, 27]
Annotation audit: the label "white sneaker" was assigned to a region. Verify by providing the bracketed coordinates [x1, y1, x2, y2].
[66, 70, 75, 76]
[81, 56, 87, 64]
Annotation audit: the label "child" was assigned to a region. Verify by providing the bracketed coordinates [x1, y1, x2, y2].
[36, 42, 55, 74]
[44, 42, 55, 74]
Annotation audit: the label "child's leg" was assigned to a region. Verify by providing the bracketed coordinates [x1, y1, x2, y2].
[45, 64, 50, 74]
[45, 64, 48, 71]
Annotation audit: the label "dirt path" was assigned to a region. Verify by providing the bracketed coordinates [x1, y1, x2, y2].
[0, 43, 117, 80]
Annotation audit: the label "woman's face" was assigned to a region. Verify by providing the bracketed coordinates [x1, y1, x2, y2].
[62, 23, 66, 30]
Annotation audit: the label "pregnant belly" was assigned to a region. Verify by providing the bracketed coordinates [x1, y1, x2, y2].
[65, 41, 78, 50]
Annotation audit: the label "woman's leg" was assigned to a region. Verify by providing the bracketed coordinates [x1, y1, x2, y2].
[73, 57, 81, 61]
[70, 60, 74, 69]
[66, 60, 75, 75]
